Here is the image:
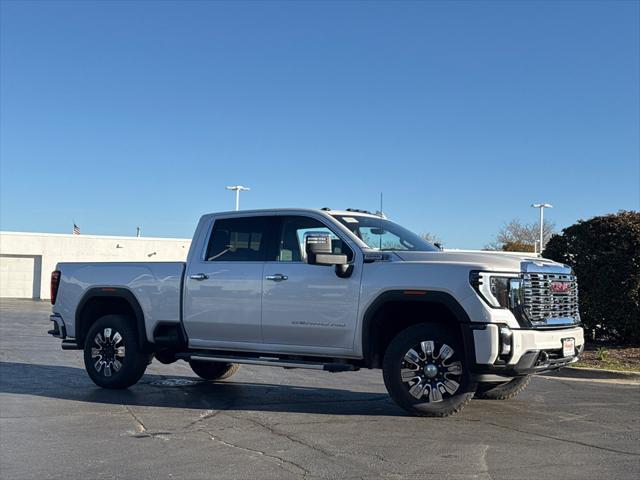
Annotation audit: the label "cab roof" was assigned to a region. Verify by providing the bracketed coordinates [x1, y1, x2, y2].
[204, 208, 382, 219]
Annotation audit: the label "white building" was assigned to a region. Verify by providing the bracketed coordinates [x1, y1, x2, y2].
[0, 231, 191, 300]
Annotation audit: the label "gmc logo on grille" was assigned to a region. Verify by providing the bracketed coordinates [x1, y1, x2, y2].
[551, 281, 571, 294]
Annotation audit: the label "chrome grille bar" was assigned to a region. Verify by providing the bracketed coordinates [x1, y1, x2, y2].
[522, 273, 579, 326]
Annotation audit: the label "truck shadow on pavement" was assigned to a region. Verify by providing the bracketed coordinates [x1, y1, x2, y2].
[0, 361, 404, 416]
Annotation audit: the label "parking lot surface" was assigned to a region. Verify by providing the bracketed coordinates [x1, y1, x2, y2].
[1, 299, 639, 479]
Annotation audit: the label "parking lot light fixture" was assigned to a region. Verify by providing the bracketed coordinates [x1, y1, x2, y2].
[531, 203, 553, 253]
[226, 185, 250, 211]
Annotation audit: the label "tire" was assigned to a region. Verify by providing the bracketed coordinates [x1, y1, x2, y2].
[189, 360, 240, 381]
[475, 375, 532, 400]
[83, 315, 150, 389]
[382, 323, 475, 417]
[154, 351, 177, 365]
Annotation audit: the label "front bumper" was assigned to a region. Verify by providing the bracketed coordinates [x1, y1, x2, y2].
[469, 324, 584, 377]
[508, 343, 584, 374]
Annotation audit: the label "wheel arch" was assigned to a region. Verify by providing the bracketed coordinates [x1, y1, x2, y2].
[361, 290, 475, 368]
[75, 288, 151, 352]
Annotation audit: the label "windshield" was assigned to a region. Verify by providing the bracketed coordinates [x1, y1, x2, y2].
[332, 215, 439, 252]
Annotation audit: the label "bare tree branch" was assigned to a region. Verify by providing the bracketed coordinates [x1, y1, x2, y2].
[420, 232, 442, 246]
[485, 219, 555, 252]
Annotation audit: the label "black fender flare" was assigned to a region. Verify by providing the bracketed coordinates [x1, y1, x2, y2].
[361, 290, 476, 367]
[75, 287, 151, 352]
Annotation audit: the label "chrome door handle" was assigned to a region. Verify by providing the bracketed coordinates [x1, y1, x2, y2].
[265, 273, 288, 282]
[189, 273, 209, 281]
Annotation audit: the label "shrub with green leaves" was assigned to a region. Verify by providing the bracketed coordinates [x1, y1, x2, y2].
[595, 347, 609, 362]
[543, 211, 640, 344]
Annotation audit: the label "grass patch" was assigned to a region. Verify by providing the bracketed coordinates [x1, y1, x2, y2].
[575, 346, 640, 373]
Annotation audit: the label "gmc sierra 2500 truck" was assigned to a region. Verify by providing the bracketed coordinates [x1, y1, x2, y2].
[49, 208, 584, 416]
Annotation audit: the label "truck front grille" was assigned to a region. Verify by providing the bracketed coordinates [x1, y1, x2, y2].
[522, 273, 579, 326]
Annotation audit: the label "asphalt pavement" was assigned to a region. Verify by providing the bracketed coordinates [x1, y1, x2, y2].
[1, 299, 639, 480]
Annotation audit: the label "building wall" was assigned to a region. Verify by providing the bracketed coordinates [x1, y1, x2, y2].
[0, 231, 191, 299]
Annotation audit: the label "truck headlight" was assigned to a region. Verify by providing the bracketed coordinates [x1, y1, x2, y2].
[470, 271, 523, 309]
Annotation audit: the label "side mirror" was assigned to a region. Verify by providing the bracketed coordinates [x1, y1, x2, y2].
[304, 232, 348, 266]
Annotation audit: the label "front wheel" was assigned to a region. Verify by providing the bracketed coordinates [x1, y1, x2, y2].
[83, 315, 149, 389]
[383, 323, 475, 417]
[475, 375, 532, 400]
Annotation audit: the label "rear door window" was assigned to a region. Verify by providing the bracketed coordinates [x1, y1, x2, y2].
[206, 217, 273, 262]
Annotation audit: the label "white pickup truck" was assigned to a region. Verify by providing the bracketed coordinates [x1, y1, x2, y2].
[49, 208, 584, 416]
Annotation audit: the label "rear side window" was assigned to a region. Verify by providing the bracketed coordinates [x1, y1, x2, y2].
[206, 217, 271, 262]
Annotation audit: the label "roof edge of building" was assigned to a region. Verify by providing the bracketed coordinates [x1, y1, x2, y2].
[0, 231, 191, 242]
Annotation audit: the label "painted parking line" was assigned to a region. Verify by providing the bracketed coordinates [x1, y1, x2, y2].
[539, 375, 640, 386]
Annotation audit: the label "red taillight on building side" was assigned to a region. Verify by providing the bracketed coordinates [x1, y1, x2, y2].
[51, 271, 61, 305]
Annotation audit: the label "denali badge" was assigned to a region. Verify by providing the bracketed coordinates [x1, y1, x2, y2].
[551, 281, 571, 294]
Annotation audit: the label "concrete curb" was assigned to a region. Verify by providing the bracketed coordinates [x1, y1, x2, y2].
[549, 366, 640, 380]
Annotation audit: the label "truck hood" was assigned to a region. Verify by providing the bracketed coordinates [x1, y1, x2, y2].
[391, 251, 571, 274]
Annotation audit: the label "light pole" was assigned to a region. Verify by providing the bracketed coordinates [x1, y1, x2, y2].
[226, 185, 250, 211]
[531, 203, 553, 253]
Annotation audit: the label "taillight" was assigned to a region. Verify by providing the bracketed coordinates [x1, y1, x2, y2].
[51, 271, 61, 305]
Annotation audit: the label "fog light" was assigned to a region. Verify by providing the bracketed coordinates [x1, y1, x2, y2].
[499, 326, 513, 356]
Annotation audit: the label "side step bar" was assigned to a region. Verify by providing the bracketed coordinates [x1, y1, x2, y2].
[61, 340, 82, 350]
[177, 352, 357, 372]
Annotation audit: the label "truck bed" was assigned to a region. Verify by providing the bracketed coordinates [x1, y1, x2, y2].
[53, 262, 185, 342]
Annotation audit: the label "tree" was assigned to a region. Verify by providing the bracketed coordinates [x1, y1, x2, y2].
[420, 232, 442, 246]
[485, 219, 555, 252]
[543, 211, 640, 344]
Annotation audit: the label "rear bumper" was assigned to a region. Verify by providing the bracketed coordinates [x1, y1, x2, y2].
[49, 314, 81, 349]
[48, 314, 66, 339]
[468, 324, 585, 378]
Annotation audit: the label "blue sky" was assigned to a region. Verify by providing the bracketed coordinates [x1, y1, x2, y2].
[1, 0, 638, 248]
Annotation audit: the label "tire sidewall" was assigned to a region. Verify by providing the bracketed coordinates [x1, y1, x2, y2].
[83, 314, 147, 389]
[476, 375, 532, 400]
[383, 323, 475, 417]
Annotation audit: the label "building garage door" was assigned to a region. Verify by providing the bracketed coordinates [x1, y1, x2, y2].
[0, 255, 42, 299]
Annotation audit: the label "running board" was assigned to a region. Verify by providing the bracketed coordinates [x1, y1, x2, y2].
[61, 340, 82, 350]
[178, 352, 356, 372]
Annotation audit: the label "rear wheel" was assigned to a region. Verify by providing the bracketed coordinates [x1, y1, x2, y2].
[475, 375, 532, 400]
[189, 360, 240, 381]
[83, 315, 149, 389]
[383, 323, 475, 417]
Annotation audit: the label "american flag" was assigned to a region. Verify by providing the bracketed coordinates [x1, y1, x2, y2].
[73, 223, 80, 235]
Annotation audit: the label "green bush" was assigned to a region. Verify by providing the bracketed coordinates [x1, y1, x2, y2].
[543, 211, 640, 344]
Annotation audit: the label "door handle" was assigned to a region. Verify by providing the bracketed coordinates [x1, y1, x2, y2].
[189, 273, 209, 281]
[265, 273, 288, 282]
